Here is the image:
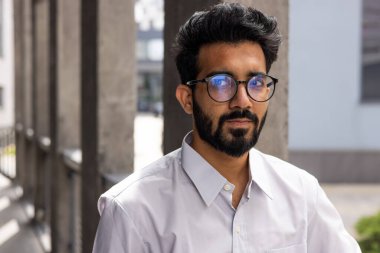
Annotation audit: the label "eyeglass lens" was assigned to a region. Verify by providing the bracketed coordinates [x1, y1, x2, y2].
[207, 74, 275, 102]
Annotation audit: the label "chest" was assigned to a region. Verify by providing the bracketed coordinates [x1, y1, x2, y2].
[144, 190, 308, 253]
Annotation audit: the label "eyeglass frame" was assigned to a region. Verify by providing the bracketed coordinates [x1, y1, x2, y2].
[185, 72, 279, 103]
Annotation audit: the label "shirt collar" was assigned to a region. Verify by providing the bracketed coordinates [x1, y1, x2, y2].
[248, 148, 274, 199]
[181, 132, 227, 206]
[181, 132, 273, 206]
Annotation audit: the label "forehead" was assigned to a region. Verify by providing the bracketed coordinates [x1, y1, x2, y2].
[197, 41, 266, 78]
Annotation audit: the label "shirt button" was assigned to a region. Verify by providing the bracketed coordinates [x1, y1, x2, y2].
[236, 225, 241, 234]
[223, 184, 231, 191]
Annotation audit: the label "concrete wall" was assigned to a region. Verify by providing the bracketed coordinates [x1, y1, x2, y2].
[34, 0, 50, 137]
[289, 0, 380, 150]
[0, 0, 14, 127]
[57, 0, 80, 149]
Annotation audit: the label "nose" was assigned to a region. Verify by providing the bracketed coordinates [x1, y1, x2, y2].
[229, 82, 251, 109]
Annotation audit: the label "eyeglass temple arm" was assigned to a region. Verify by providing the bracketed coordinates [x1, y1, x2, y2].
[185, 79, 206, 86]
[267, 77, 278, 87]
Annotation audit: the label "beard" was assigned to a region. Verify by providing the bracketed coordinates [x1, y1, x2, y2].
[192, 98, 267, 157]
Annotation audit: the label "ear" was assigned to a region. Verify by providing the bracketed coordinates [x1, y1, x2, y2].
[176, 84, 193, 115]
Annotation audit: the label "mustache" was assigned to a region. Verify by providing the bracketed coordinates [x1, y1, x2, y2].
[219, 110, 259, 125]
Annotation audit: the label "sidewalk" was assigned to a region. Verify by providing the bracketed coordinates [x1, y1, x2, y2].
[323, 183, 380, 237]
[0, 174, 44, 253]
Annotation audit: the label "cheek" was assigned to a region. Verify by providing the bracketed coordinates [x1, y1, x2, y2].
[212, 113, 223, 132]
[202, 106, 220, 130]
[253, 102, 268, 118]
[203, 105, 227, 132]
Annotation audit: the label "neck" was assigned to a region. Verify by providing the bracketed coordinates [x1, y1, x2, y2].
[191, 131, 249, 186]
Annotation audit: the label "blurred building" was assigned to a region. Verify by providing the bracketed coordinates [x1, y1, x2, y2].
[289, 0, 380, 182]
[135, 0, 164, 114]
[0, 0, 14, 127]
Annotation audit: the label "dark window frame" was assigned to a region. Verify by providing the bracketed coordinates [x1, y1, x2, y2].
[361, 0, 380, 103]
[0, 86, 4, 108]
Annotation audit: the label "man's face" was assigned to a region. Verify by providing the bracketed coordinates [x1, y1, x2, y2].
[192, 41, 269, 157]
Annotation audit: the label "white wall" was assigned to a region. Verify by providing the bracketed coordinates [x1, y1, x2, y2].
[289, 0, 380, 150]
[0, 0, 14, 128]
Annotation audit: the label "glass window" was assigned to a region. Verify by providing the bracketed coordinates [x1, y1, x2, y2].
[0, 86, 4, 108]
[137, 40, 147, 60]
[147, 39, 163, 61]
[361, 0, 380, 102]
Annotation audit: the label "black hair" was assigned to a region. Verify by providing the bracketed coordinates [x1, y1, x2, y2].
[173, 3, 281, 84]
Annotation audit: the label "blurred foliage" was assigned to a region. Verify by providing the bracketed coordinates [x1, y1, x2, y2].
[356, 211, 380, 253]
[1, 145, 15, 156]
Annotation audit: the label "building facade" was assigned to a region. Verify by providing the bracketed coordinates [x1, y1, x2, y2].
[0, 0, 14, 127]
[135, 0, 164, 114]
[289, 0, 380, 182]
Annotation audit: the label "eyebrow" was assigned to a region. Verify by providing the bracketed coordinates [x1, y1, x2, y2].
[204, 70, 234, 78]
[204, 70, 267, 79]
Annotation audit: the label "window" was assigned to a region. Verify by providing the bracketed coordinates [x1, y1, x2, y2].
[137, 40, 148, 60]
[147, 39, 163, 61]
[0, 86, 4, 108]
[361, 0, 380, 102]
[137, 39, 164, 61]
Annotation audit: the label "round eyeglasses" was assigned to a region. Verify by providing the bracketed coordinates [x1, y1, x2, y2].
[186, 73, 278, 103]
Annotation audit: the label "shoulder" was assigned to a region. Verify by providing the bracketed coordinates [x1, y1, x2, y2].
[253, 148, 318, 186]
[252, 148, 319, 210]
[98, 148, 183, 215]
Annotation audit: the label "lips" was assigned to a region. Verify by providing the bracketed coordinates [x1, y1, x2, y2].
[225, 118, 253, 127]
[226, 119, 252, 123]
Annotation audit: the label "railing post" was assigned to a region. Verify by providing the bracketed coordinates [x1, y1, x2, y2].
[33, 0, 51, 234]
[13, 0, 25, 184]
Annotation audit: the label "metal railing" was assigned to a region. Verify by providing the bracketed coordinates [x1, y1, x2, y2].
[10, 122, 131, 253]
[0, 126, 16, 179]
[62, 148, 82, 253]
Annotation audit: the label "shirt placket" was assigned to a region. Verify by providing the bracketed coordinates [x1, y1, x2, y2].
[232, 193, 249, 253]
[220, 182, 249, 253]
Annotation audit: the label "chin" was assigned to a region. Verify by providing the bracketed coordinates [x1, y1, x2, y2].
[225, 126, 252, 139]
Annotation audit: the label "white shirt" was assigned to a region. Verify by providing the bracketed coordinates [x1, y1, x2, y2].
[92, 132, 361, 253]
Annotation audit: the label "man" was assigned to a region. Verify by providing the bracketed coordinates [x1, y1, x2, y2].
[92, 3, 361, 253]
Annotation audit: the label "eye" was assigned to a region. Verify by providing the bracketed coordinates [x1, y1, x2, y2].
[248, 75, 265, 88]
[210, 75, 233, 87]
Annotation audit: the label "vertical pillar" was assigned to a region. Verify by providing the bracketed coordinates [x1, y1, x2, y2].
[33, 0, 50, 223]
[22, 0, 36, 203]
[46, 1, 58, 241]
[81, 1, 99, 251]
[34, 0, 50, 137]
[163, 0, 218, 154]
[13, 0, 25, 185]
[51, 0, 81, 251]
[81, 0, 136, 252]
[163, 0, 289, 160]
[97, 0, 136, 174]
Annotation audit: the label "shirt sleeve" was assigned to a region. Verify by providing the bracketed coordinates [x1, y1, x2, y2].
[92, 195, 148, 253]
[307, 180, 362, 253]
